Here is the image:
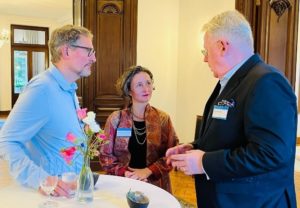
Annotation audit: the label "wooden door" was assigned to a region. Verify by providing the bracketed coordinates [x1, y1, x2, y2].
[76, 0, 137, 127]
[235, 0, 299, 89]
[74, 0, 137, 170]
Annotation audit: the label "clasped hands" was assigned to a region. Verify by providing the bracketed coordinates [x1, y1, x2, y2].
[125, 167, 152, 182]
[166, 144, 205, 175]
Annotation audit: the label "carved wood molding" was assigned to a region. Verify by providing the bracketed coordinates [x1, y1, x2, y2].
[97, 0, 123, 14]
[269, 0, 291, 20]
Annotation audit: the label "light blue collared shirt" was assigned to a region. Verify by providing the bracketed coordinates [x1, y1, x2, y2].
[219, 57, 250, 94]
[0, 66, 84, 189]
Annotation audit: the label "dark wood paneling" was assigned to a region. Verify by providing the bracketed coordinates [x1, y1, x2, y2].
[0, 111, 9, 117]
[81, 0, 137, 127]
[236, 0, 298, 89]
[75, 0, 137, 171]
[194, 115, 203, 141]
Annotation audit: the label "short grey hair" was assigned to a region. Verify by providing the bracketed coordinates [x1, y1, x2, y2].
[49, 24, 93, 64]
[202, 10, 254, 51]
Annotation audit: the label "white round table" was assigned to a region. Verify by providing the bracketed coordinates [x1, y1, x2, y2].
[0, 174, 181, 208]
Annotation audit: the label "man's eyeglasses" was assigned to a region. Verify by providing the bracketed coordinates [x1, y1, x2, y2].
[201, 49, 208, 57]
[70, 45, 95, 57]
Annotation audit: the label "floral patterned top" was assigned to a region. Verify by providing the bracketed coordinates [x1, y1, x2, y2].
[99, 104, 179, 192]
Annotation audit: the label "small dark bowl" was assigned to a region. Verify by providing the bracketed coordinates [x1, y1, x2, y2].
[126, 190, 149, 208]
[93, 172, 99, 186]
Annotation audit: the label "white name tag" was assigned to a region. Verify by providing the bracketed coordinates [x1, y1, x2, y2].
[116, 128, 132, 137]
[212, 105, 229, 120]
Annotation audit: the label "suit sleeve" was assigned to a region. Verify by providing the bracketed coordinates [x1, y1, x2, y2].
[203, 72, 297, 180]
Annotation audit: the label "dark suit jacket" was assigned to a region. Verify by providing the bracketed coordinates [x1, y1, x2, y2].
[194, 54, 297, 208]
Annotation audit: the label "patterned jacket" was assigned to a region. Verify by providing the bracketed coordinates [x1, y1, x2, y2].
[99, 104, 179, 192]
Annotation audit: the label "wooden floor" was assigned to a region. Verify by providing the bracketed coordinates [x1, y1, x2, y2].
[170, 170, 300, 207]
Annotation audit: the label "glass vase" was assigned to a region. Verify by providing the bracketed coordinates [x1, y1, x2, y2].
[76, 156, 94, 203]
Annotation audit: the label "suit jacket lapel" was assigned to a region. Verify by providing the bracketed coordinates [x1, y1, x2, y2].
[201, 82, 221, 136]
[219, 54, 262, 98]
[201, 54, 263, 137]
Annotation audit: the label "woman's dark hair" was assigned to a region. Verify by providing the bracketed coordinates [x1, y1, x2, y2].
[115, 65, 153, 99]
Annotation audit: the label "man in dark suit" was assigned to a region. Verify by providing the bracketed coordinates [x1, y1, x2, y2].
[166, 10, 297, 207]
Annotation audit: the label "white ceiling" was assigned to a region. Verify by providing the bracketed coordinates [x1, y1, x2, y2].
[0, 0, 72, 21]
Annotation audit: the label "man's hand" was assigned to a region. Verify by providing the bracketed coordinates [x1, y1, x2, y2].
[39, 178, 73, 198]
[165, 144, 193, 165]
[169, 149, 205, 175]
[124, 167, 152, 181]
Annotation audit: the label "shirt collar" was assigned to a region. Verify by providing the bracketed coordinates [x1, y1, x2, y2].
[219, 57, 250, 90]
[49, 66, 78, 92]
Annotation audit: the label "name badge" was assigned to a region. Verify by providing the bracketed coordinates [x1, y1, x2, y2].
[212, 105, 229, 120]
[116, 128, 132, 137]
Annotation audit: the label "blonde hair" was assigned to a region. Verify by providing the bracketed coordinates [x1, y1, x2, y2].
[48, 24, 93, 63]
[116, 65, 153, 99]
[202, 10, 254, 51]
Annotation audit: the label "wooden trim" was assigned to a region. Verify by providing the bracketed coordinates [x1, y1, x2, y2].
[194, 115, 203, 141]
[297, 137, 300, 145]
[0, 111, 9, 117]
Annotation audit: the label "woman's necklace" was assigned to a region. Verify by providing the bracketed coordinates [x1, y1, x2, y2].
[132, 110, 145, 120]
[132, 122, 147, 145]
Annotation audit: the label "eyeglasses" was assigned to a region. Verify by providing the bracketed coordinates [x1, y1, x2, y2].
[70, 44, 95, 57]
[201, 48, 208, 57]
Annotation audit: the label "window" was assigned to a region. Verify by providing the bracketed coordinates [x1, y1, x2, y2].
[11, 25, 49, 107]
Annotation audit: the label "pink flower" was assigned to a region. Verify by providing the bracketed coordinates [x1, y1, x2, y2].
[66, 132, 77, 143]
[96, 133, 106, 140]
[60, 108, 108, 166]
[77, 108, 87, 120]
[60, 146, 77, 165]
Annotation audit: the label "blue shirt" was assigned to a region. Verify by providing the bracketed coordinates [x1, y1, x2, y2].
[219, 57, 250, 94]
[0, 66, 84, 189]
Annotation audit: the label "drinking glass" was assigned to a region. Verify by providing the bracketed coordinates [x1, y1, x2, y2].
[38, 158, 59, 208]
[62, 172, 77, 198]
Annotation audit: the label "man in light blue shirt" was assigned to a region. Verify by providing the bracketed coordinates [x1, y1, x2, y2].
[0, 25, 96, 196]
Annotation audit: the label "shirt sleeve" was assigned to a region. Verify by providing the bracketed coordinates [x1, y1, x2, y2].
[0, 83, 50, 189]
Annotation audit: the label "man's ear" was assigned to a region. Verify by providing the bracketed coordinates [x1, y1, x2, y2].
[217, 40, 229, 56]
[61, 45, 69, 59]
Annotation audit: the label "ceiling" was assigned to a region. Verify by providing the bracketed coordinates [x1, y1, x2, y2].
[0, 0, 72, 21]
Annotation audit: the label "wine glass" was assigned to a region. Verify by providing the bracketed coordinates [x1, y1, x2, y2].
[38, 158, 59, 208]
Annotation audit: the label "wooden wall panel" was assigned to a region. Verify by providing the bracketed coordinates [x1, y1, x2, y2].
[74, 0, 137, 171]
[80, 0, 137, 126]
[236, 0, 298, 89]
